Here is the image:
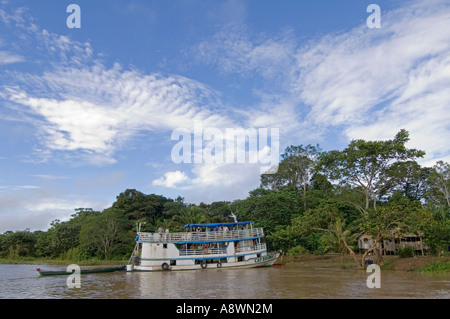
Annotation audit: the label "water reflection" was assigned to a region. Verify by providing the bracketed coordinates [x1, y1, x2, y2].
[0, 264, 448, 299]
[135, 268, 273, 299]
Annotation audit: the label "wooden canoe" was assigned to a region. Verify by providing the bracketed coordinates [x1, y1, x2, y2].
[36, 265, 126, 276]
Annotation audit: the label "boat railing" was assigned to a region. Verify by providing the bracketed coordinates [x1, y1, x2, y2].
[138, 227, 264, 243]
[178, 243, 266, 256]
[235, 243, 266, 253]
[179, 247, 228, 256]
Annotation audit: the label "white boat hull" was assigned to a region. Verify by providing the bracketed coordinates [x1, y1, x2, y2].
[128, 252, 279, 272]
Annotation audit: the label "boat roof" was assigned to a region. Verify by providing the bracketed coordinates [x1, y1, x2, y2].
[183, 221, 254, 229]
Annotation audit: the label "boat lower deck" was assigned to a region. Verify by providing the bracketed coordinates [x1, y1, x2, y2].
[129, 253, 279, 272]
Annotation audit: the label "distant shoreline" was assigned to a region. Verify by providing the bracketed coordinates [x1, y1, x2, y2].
[0, 257, 127, 267]
[283, 254, 450, 273]
[2, 254, 449, 273]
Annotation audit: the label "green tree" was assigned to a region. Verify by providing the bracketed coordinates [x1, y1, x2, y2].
[162, 196, 187, 219]
[319, 218, 357, 257]
[112, 189, 168, 220]
[380, 160, 431, 201]
[267, 225, 303, 253]
[48, 219, 81, 257]
[145, 216, 174, 232]
[234, 188, 301, 235]
[426, 161, 450, 209]
[261, 144, 321, 210]
[318, 129, 425, 211]
[292, 201, 362, 267]
[421, 218, 450, 255]
[79, 208, 129, 259]
[34, 230, 54, 258]
[360, 192, 428, 266]
[1, 229, 37, 257]
[170, 205, 208, 230]
[205, 201, 232, 223]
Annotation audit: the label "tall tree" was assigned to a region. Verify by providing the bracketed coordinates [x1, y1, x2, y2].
[112, 189, 168, 220]
[261, 144, 321, 210]
[426, 161, 450, 209]
[360, 191, 429, 265]
[170, 206, 208, 230]
[49, 219, 82, 257]
[379, 160, 431, 201]
[79, 208, 128, 259]
[1, 229, 37, 257]
[234, 188, 301, 235]
[317, 129, 425, 211]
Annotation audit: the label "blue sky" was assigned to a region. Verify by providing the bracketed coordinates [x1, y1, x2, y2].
[1, 0, 449, 232]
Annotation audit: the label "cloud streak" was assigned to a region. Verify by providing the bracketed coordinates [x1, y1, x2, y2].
[0, 7, 238, 165]
[4, 65, 236, 164]
[190, 0, 450, 165]
[292, 0, 450, 163]
[1, 1, 450, 212]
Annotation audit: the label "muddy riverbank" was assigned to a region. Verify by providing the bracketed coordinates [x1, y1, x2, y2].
[286, 254, 450, 272]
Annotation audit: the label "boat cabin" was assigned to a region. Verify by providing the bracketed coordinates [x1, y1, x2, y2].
[129, 221, 275, 271]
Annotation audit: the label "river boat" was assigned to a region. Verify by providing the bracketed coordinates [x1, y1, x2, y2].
[126, 221, 279, 271]
[36, 265, 126, 276]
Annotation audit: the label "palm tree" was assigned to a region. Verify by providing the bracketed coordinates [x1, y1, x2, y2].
[170, 206, 208, 230]
[316, 218, 359, 265]
[320, 218, 357, 258]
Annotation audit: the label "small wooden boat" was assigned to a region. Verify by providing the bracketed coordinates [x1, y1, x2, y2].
[36, 265, 126, 276]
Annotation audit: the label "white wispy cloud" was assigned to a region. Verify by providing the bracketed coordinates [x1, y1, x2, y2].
[192, 23, 296, 81]
[0, 175, 110, 233]
[31, 174, 68, 180]
[0, 5, 266, 208]
[190, 23, 302, 143]
[0, 195, 106, 232]
[0, 4, 236, 165]
[0, 50, 23, 64]
[152, 163, 261, 203]
[293, 0, 450, 164]
[152, 170, 190, 188]
[189, 0, 450, 167]
[3, 64, 234, 165]
[186, 163, 261, 203]
[2, 0, 450, 209]
[0, 185, 39, 191]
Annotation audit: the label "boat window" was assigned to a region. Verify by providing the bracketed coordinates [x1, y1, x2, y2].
[163, 244, 168, 249]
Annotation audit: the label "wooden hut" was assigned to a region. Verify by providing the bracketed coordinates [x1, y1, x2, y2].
[357, 233, 428, 256]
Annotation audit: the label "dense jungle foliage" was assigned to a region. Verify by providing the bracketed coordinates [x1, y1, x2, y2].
[1, 130, 449, 267]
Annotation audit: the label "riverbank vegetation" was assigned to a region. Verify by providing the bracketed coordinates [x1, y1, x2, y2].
[417, 260, 450, 273]
[1, 130, 449, 270]
[285, 254, 450, 273]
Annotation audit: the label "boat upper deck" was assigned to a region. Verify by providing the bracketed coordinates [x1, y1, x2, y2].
[137, 227, 265, 244]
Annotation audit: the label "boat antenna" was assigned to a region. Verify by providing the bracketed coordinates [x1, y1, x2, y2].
[138, 222, 146, 233]
[229, 209, 238, 223]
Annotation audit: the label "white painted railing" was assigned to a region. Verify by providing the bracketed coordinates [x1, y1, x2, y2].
[138, 228, 264, 243]
[178, 243, 266, 257]
[179, 248, 228, 256]
[235, 243, 266, 253]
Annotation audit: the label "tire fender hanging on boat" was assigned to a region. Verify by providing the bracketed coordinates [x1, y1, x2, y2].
[161, 263, 170, 271]
[201, 261, 207, 269]
[217, 262, 222, 268]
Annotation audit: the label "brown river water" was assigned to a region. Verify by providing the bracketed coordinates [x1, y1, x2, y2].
[0, 263, 449, 299]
